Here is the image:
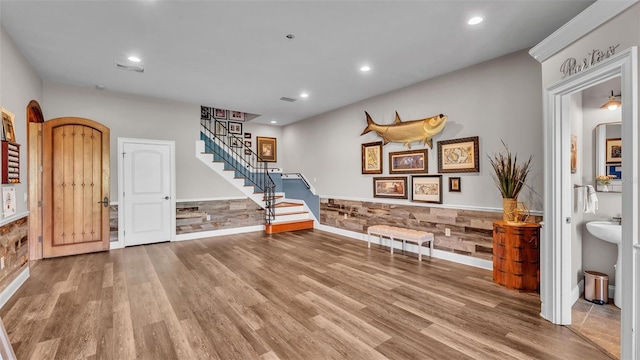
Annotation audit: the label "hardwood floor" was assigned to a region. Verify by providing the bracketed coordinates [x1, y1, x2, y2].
[1, 229, 613, 359]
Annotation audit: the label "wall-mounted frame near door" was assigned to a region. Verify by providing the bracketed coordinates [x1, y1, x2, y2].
[116, 138, 176, 249]
[542, 47, 638, 358]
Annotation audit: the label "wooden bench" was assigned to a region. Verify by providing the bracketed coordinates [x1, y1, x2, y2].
[367, 225, 434, 261]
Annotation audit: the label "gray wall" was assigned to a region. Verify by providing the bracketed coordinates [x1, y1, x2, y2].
[281, 50, 544, 211]
[0, 25, 43, 221]
[42, 82, 283, 201]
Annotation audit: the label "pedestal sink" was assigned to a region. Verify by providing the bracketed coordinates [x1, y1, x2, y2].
[586, 220, 622, 308]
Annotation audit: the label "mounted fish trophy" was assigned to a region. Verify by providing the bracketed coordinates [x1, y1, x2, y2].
[361, 111, 447, 148]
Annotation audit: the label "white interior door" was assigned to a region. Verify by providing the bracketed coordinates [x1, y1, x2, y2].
[119, 139, 175, 246]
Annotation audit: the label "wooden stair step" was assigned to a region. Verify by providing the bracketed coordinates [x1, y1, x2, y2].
[274, 202, 303, 208]
[265, 219, 314, 234]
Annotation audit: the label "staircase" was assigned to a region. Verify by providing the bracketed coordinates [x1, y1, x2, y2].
[197, 120, 315, 234]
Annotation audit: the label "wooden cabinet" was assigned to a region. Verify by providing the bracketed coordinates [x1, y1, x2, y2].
[1, 141, 20, 184]
[493, 221, 540, 292]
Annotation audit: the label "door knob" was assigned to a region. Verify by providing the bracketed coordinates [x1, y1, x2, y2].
[97, 196, 109, 207]
[163, 196, 170, 200]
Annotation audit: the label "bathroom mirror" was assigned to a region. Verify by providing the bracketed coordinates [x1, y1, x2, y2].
[595, 122, 622, 192]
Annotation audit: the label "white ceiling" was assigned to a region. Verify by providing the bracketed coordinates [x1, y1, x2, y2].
[0, 1, 595, 126]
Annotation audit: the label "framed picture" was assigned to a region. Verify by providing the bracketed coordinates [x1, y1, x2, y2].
[257, 136, 277, 162]
[228, 121, 243, 135]
[230, 136, 242, 148]
[571, 134, 577, 174]
[244, 140, 251, 148]
[229, 111, 245, 121]
[244, 148, 252, 155]
[200, 106, 211, 120]
[244, 132, 252, 139]
[412, 175, 442, 203]
[214, 120, 227, 136]
[373, 177, 408, 199]
[389, 149, 428, 174]
[1, 108, 16, 143]
[605, 138, 621, 163]
[214, 108, 227, 120]
[607, 164, 621, 179]
[449, 177, 461, 192]
[437, 136, 479, 173]
[362, 141, 383, 174]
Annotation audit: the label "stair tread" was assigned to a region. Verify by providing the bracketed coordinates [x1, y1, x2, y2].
[273, 211, 309, 217]
[268, 219, 313, 225]
[274, 202, 303, 208]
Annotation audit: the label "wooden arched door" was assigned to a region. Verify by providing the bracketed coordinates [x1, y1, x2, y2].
[42, 117, 110, 257]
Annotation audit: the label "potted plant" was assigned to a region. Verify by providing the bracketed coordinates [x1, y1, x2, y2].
[488, 141, 533, 221]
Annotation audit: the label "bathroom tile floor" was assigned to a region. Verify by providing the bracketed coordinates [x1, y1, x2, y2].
[571, 298, 621, 359]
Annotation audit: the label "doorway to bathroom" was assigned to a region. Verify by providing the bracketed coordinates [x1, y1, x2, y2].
[541, 47, 637, 358]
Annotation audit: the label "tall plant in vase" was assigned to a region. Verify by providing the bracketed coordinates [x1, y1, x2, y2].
[488, 141, 533, 222]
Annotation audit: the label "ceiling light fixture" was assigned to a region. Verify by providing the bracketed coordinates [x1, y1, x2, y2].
[601, 90, 622, 111]
[468, 16, 483, 25]
[270, 120, 277, 124]
[300, 92, 309, 98]
[360, 65, 371, 72]
[128, 56, 141, 63]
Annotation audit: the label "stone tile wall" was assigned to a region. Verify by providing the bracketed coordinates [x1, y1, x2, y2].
[321, 198, 542, 261]
[109, 199, 265, 239]
[176, 199, 264, 234]
[0, 215, 28, 292]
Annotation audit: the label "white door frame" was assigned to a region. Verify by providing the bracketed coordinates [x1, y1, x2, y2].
[542, 47, 637, 358]
[115, 137, 176, 249]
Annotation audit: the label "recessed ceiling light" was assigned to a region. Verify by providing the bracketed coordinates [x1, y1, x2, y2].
[128, 56, 141, 63]
[270, 120, 277, 124]
[300, 92, 309, 98]
[360, 65, 371, 72]
[467, 16, 483, 25]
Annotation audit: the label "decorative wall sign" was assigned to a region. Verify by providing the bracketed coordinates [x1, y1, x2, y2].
[373, 177, 408, 199]
[606, 138, 621, 163]
[257, 136, 277, 162]
[437, 136, 480, 173]
[2, 186, 15, 218]
[389, 149, 428, 174]
[560, 44, 620, 79]
[411, 175, 442, 203]
[361, 141, 383, 174]
[361, 111, 447, 149]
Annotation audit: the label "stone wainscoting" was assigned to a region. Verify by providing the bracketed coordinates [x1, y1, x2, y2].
[109, 199, 265, 240]
[321, 198, 542, 261]
[0, 215, 28, 293]
[176, 198, 264, 234]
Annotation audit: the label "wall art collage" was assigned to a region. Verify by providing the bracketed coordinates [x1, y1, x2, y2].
[362, 136, 478, 203]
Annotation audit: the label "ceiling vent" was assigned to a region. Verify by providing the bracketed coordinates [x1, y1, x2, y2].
[280, 97, 296, 102]
[115, 62, 144, 73]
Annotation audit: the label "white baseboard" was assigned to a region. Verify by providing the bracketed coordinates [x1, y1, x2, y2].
[0, 267, 29, 309]
[572, 279, 585, 304]
[317, 224, 492, 270]
[175, 225, 264, 241]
